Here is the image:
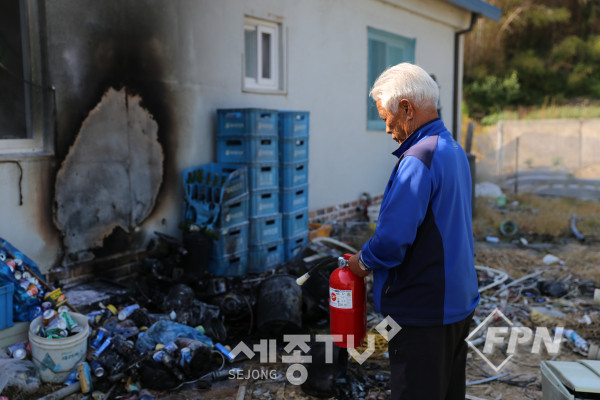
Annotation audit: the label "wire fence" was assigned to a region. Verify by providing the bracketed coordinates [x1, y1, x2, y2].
[475, 119, 600, 198]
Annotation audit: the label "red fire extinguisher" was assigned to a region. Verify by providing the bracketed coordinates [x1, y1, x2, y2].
[329, 253, 367, 348]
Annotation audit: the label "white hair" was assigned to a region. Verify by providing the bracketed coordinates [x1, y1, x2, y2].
[369, 63, 439, 113]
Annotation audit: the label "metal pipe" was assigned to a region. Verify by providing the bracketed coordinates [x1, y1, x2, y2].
[475, 265, 509, 292]
[452, 12, 478, 140]
[466, 372, 510, 386]
[570, 214, 585, 242]
[37, 382, 81, 400]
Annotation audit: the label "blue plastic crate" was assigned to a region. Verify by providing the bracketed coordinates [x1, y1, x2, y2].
[279, 111, 309, 138]
[217, 108, 278, 136]
[181, 200, 212, 228]
[280, 184, 308, 213]
[247, 163, 279, 190]
[182, 163, 247, 205]
[182, 193, 249, 229]
[284, 231, 309, 261]
[280, 136, 308, 163]
[218, 136, 278, 164]
[248, 240, 284, 274]
[218, 193, 250, 228]
[212, 221, 249, 258]
[209, 250, 248, 276]
[282, 208, 309, 239]
[0, 283, 14, 330]
[249, 213, 282, 246]
[280, 161, 308, 188]
[250, 188, 279, 217]
[217, 137, 246, 163]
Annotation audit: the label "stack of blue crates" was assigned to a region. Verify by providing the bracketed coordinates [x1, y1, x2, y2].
[279, 111, 310, 261]
[217, 108, 284, 274]
[182, 163, 249, 276]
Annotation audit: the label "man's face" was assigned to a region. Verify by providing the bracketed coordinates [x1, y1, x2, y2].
[376, 98, 411, 145]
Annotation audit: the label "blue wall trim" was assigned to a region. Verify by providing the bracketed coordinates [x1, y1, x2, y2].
[444, 0, 502, 21]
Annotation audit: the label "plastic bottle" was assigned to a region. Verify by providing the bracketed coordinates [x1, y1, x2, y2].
[212, 173, 221, 203]
[562, 329, 589, 352]
[118, 304, 140, 321]
[215, 343, 235, 362]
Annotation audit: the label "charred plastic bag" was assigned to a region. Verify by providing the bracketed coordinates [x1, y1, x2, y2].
[0, 238, 44, 322]
[135, 320, 213, 353]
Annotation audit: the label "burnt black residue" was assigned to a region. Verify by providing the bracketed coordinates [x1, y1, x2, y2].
[52, 5, 181, 255]
[94, 226, 133, 258]
[53, 4, 178, 190]
[85, 39, 176, 187]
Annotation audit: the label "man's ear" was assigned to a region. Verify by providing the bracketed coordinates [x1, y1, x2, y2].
[400, 99, 414, 120]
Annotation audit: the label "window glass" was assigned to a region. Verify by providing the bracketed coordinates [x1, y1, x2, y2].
[367, 28, 415, 130]
[244, 28, 257, 79]
[261, 32, 271, 79]
[0, 0, 27, 139]
[243, 17, 281, 92]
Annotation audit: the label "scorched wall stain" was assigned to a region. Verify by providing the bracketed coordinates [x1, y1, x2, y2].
[54, 87, 164, 263]
[47, 3, 180, 262]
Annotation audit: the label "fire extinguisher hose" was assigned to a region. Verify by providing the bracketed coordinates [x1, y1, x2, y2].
[295, 255, 339, 286]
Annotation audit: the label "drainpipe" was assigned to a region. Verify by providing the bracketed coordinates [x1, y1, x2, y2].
[452, 12, 478, 141]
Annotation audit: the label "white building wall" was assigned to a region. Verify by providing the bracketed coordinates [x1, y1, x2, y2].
[177, 0, 471, 210]
[0, 0, 472, 273]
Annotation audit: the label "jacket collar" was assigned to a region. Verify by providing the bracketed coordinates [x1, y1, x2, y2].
[392, 118, 442, 158]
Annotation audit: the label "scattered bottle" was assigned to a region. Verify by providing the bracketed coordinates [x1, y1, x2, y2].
[118, 304, 140, 321]
[8, 341, 27, 359]
[90, 359, 105, 378]
[561, 328, 589, 352]
[77, 362, 93, 393]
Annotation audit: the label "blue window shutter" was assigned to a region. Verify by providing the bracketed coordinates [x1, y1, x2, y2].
[367, 28, 416, 130]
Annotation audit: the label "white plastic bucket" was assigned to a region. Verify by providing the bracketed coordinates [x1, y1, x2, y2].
[28, 312, 90, 383]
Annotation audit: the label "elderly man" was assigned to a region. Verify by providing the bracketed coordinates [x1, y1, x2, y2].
[348, 63, 479, 400]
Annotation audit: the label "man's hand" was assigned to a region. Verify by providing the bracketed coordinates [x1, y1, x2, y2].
[348, 251, 370, 278]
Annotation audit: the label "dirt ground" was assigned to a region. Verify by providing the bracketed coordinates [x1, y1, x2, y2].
[466, 194, 600, 400]
[3, 195, 600, 400]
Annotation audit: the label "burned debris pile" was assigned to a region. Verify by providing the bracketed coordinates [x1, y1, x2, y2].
[1, 230, 394, 399]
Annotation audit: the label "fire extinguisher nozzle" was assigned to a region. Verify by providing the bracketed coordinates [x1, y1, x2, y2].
[296, 273, 310, 286]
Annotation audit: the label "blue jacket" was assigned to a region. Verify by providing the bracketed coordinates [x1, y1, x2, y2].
[360, 119, 479, 326]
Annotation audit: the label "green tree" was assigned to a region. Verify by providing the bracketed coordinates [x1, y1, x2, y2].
[464, 0, 600, 117]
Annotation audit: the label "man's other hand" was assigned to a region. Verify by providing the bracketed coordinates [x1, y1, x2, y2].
[348, 252, 370, 278]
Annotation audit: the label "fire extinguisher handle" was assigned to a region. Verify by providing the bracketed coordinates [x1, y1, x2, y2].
[338, 253, 353, 267]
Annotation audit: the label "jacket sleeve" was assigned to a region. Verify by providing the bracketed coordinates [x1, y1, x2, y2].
[360, 156, 432, 270]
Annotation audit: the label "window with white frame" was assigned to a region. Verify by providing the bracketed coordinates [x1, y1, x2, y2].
[244, 17, 283, 92]
[0, 0, 51, 154]
[367, 27, 415, 130]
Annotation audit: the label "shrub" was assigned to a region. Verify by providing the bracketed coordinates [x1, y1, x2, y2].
[464, 71, 521, 118]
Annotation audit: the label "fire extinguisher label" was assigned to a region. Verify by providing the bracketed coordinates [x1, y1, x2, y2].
[329, 287, 352, 309]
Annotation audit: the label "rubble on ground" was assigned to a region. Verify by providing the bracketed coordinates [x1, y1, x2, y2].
[0, 193, 599, 399]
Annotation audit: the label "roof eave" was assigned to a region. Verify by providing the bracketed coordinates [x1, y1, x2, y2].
[444, 0, 502, 22]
